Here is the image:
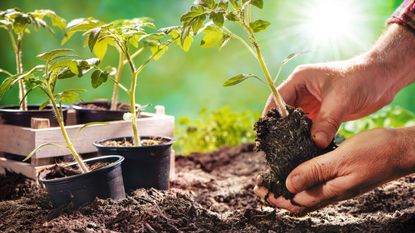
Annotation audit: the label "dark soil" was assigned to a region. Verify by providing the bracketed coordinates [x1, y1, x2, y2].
[102, 137, 168, 147]
[78, 103, 130, 111]
[255, 107, 337, 198]
[42, 162, 111, 180]
[0, 170, 40, 201]
[0, 144, 414, 232]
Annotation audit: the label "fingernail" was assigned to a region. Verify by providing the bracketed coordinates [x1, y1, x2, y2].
[290, 174, 305, 192]
[313, 131, 328, 146]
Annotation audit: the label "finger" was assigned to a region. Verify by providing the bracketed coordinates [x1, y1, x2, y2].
[267, 193, 305, 213]
[286, 151, 338, 194]
[256, 175, 263, 186]
[292, 176, 351, 210]
[253, 185, 269, 199]
[311, 96, 346, 148]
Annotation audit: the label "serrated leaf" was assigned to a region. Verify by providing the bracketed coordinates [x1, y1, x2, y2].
[150, 45, 169, 61]
[13, 13, 31, 33]
[225, 12, 239, 21]
[62, 17, 101, 45]
[50, 60, 79, 75]
[201, 25, 223, 48]
[91, 70, 109, 88]
[92, 37, 109, 60]
[223, 73, 261, 86]
[251, 0, 263, 9]
[88, 27, 101, 51]
[210, 12, 224, 27]
[30, 9, 66, 30]
[59, 89, 86, 104]
[37, 48, 73, 61]
[249, 19, 270, 33]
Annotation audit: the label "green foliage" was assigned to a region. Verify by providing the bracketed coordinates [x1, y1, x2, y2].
[175, 106, 259, 155]
[338, 106, 415, 138]
[223, 73, 261, 86]
[0, 8, 66, 35]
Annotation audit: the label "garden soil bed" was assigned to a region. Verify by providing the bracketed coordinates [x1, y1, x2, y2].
[0, 144, 414, 232]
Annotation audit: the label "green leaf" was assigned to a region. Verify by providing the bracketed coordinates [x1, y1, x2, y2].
[281, 50, 309, 65]
[0, 68, 12, 77]
[0, 76, 15, 100]
[24, 143, 67, 162]
[251, 0, 264, 9]
[59, 89, 86, 104]
[249, 19, 270, 33]
[180, 6, 208, 44]
[88, 27, 101, 51]
[150, 44, 169, 61]
[50, 60, 79, 75]
[210, 12, 224, 27]
[201, 25, 223, 48]
[62, 17, 101, 45]
[39, 99, 50, 110]
[225, 12, 239, 21]
[91, 70, 109, 88]
[223, 73, 261, 86]
[199, 0, 215, 9]
[29, 9, 66, 30]
[220, 33, 231, 49]
[93, 37, 109, 60]
[37, 48, 73, 61]
[12, 13, 31, 33]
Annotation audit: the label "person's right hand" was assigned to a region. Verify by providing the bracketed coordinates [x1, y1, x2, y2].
[264, 56, 399, 148]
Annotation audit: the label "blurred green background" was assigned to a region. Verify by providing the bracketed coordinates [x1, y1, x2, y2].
[0, 0, 413, 118]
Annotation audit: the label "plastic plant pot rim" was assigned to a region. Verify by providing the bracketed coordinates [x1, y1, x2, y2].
[39, 155, 124, 184]
[0, 105, 69, 113]
[93, 136, 174, 150]
[71, 101, 137, 113]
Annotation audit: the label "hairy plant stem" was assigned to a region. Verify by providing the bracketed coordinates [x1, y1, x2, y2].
[9, 32, 27, 111]
[110, 51, 125, 111]
[48, 88, 89, 173]
[241, 17, 288, 117]
[123, 38, 177, 146]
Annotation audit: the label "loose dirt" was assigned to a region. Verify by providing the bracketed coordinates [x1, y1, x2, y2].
[0, 144, 413, 232]
[255, 107, 337, 198]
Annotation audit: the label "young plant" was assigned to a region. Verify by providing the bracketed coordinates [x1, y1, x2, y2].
[63, 17, 192, 146]
[181, 0, 305, 117]
[0, 49, 102, 173]
[0, 9, 66, 110]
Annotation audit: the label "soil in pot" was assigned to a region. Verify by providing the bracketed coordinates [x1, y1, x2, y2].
[40, 155, 125, 209]
[255, 106, 337, 198]
[72, 101, 132, 124]
[94, 136, 173, 192]
[0, 105, 68, 127]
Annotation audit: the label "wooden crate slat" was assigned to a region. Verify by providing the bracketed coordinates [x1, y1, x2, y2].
[0, 125, 36, 156]
[0, 112, 174, 158]
[33, 115, 174, 158]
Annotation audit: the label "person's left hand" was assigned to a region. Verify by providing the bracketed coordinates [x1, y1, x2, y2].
[254, 127, 415, 214]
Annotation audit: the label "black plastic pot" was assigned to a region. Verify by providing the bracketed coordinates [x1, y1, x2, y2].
[0, 105, 68, 127]
[39, 155, 125, 209]
[94, 136, 173, 192]
[72, 101, 130, 124]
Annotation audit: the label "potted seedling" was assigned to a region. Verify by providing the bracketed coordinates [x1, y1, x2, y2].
[90, 19, 192, 192]
[0, 8, 69, 127]
[62, 18, 158, 124]
[0, 48, 125, 208]
[180, 0, 336, 198]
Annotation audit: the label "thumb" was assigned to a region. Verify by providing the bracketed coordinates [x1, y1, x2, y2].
[286, 152, 337, 194]
[311, 97, 345, 148]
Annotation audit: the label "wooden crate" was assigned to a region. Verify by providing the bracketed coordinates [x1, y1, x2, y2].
[0, 105, 176, 179]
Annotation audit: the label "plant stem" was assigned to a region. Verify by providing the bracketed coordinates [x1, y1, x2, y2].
[12, 33, 27, 111]
[124, 51, 141, 147]
[241, 24, 288, 118]
[110, 51, 125, 110]
[48, 89, 89, 173]
[222, 27, 256, 58]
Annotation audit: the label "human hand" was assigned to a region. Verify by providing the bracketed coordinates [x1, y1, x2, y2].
[254, 127, 415, 214]
[265, 25, 415, 148]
